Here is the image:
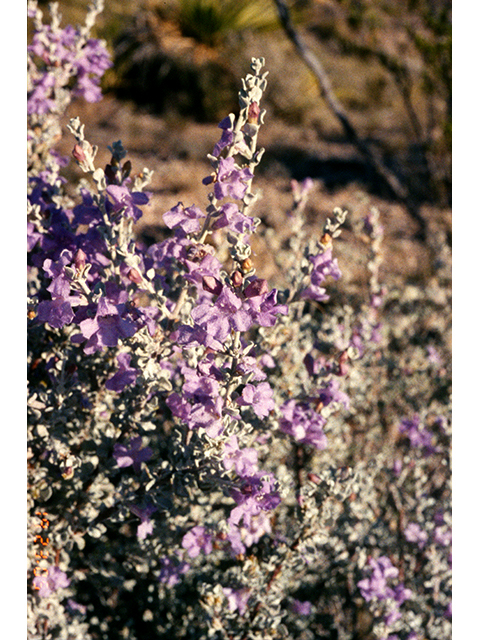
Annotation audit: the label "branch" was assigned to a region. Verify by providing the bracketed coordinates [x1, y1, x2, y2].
[273, 0, 427, 238]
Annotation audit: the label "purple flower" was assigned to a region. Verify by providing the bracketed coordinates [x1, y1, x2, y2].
[72, 38, 112, 102]
[235, 353, 268, 381]
[72, 189, 104, 226]
[316, 378, 350, 410]
[240, 512, 272, 547]
[178, 367, 225, 434]
[181, 526, 213, 558]
[237, 382, 275, 419]
[223, 587, 250, 615]
[225, 523, 246, 556]
[129, 503, 157, 539]
[212, 116, 235, 156]
[398, 415, 437, 456]
[357, 556, 410, 609]
[105, 352, 139, 392]
[290, 599, 312, 615]
[300, 247, 342, 302]
[279, 400, 328, 450]
[223, 436, 258, 476]
[211, 202, 255, 234]
[166, 367, 226, 438]
[404, 522, 428, 549]
[184, 250, 223, 291]
[244, 288, 289, 328]
[113, 436, 153, 473]
[28, 24, 111, 114]
[392, 583, 412, 606]
[137, 305, 162, 337]
[36, 251, 82, 329]
[66, 599, 87, 615]
[33, 566, 70, 598]
[37, 297, 76, 330]
[191, 286, 253, 342]
[188, 400, 225, 438]
[229, 472, 280, 528]
[106, 185, 149, 222]
[204, 157, 253, 200]
[27, 73, 57, 115]
[158, 557, 190, 587]
[163, 202, 204, 234]
[72, 290, 141, 354]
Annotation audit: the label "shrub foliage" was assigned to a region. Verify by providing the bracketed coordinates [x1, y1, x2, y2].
[27, 2, 451, 639]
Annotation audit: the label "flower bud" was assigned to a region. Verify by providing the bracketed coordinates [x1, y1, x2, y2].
[307, 473, 321, 485]
[202, 276, 223, 296]
[247, 101, 260, 124]
[338, 350, 350, 376]
[320, 233, 332, 247]
[127, 268, 143, 284]
[231, 271, 243, 287]
[244, 278, 268, 298]
[72, 144, 86, 164]
[104, 164, 117, 185]
[73, 248, 87, 271]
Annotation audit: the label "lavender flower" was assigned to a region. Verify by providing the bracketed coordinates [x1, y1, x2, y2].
[222, 436, 259, 476]
[28, 18, 111, 115]
[181, 526, 213, 558]
[33, 567, 70, 598]
[158, 557, 190, 587]
[129, 503, 157, 540]
[357, 556, 400, 601]
[223, 587, 251, 615]
[113, 436, 153, 473]
[229, 472, 281, 528]
[163, 202, 204, 234]
[204, 156, 253, 200]
[300, 247, 342, 302]
[398, 415, 437, 456]
[71, 291, 141, 354]
[279, 400, 328, 450]
[106, 184, 149, 222]
[236, 381, 275, 418]
[290, 599, 312, 615]
[105, 352, 139, 392]
[404, 522, 428, 549]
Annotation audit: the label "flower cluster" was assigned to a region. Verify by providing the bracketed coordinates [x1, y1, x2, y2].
[27, 5, 451, 640]
[27, 0, 111, 116]
[358, 556, 412, 631]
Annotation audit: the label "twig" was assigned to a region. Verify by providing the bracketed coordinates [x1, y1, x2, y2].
[272, 0, 427, 239]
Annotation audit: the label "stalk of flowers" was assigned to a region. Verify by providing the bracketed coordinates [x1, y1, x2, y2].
[253, 195, 351, 461]
[148, 59, 294, 558]
[351, 206, 387, 355]
[27, 0, 111, 176]
[357, 556, 413, 639]
[33, 123, 157, 366]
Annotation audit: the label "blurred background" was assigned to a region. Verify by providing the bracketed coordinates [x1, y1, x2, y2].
[33, 0, 452, 289]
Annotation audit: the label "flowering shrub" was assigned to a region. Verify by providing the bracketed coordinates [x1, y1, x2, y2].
[27, 2, 451, 639]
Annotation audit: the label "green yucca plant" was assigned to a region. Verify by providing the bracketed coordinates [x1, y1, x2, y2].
[175, 0, 281, 47]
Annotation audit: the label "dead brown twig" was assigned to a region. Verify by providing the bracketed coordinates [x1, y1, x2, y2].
[272, 0, 427, 239]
